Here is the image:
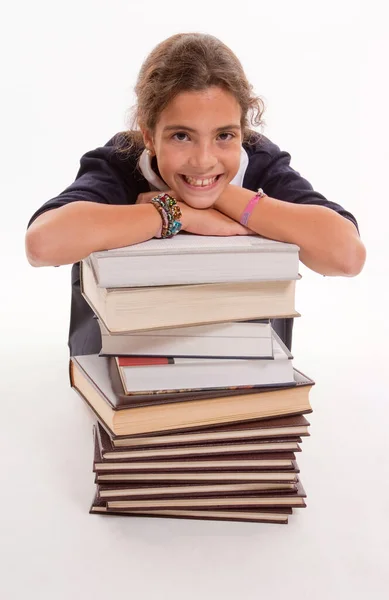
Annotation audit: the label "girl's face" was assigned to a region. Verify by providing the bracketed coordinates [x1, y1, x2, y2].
[143, 86, 243, 209]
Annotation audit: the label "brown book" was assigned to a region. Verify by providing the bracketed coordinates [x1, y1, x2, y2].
[104, 480, 306, 511]
[90, 493, 292, 524]
[96, 420, 302, 461]
[92, 428, 300, 483]
[95, 470, 299, 484]
[103, 415, 310, 449]
[81, 258, 300, 334]
[70, 354, 313, 437]
[96, 480, 297, 500]
[93, 452, 299, 473]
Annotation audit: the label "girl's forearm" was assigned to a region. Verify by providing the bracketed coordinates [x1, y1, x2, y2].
[25, 201, 162, 267]
[214, 185, 366, 277]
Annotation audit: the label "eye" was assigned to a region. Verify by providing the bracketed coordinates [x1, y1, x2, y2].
[218, 132, 235, 141]
[172, 132, 190, 142]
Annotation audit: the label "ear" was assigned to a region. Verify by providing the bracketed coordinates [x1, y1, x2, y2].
[140, 127, 155, 155]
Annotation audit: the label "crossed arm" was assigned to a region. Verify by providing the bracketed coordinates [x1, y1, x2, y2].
[25, 184, 366, 277]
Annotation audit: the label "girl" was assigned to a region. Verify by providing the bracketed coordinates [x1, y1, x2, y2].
[25, 32, 366, 356]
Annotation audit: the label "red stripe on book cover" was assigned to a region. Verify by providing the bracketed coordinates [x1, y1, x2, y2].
[117, 357, 173, 367]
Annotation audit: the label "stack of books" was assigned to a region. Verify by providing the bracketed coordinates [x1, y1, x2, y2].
[70, 234, 314, 525]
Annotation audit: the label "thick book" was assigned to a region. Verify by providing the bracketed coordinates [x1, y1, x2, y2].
[115, 331, 293, 394]
[103, 479, 307, 511]
[81, 258, 300, 333]
[90, 494, 292, 524]
[106, 416, 310, 449]
[108, 355, 296, 408]
[85, 354, 301, 410]
[88, 234, 300, 288]
[95, 421, 302, 461]
[70, 354, 314, 437]
[98, 319, 274, 359]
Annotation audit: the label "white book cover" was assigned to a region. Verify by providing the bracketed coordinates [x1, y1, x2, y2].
[118, 332, 294, 392]
[88, 234, 300, 288]
[92, 234, 299, 257]
[99, 320, 274, 359]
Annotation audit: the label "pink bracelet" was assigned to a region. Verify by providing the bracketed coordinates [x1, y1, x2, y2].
[240, 188, 265, 226]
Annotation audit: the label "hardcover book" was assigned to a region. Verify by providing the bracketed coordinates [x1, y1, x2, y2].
[96, 481, 298, 500]
[87, 234, 300, 288]
[70, 354, 313, 437]
[98, 319, 274, 359]
[90, 493, 293, 524]
[105, 415, 310, 449]
[81, 258, 300, 333]
[104, 479, 306, 511]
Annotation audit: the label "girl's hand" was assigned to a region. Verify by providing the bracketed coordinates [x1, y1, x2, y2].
[178, 202, 252, 236]
[136, 190, 251, 236]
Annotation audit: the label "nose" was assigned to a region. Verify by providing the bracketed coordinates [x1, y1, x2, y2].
[187, 141, 217, 174]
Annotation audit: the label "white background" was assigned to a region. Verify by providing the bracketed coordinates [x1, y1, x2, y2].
[1, 1, 389, 598]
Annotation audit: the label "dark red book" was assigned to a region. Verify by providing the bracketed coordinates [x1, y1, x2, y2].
[90, 493, 293, 524]
[117, 356, 172, 366]
[96, 479, 298, 501]
[104, 479, 307, 511]
[106, 414, 310, 448]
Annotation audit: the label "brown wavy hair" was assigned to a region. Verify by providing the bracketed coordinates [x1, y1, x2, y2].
[115, 33, 266, 158]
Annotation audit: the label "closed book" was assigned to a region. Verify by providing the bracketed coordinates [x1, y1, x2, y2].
[96, 481, 298, 500]
[81, 258, 300, 334]
[98, 319, 274, 359]
[89, 494, 292, 524]
[88, 234, 300, 288]
[95, 471, 299, 484]
[93, 452, 299, 473]
[70, 354, 313, 437]
[104, 480, 306, 510]
[108, 356, 296, 408]
[95, 421, 302, 461]
[107, 416, 310, 449]
[114, 330, 293, 394]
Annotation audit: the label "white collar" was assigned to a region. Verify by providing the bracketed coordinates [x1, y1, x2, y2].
[138, 146, 249, 191]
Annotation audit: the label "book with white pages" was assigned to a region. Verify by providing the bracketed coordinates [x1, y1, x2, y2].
[88, 233, 300, 288]
[80, 259, 300, 334]
[115, 330, 294, 394]
[98, 319, 274, 359]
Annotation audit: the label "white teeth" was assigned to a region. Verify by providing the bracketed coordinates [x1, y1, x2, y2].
[183, 175, 218, 187]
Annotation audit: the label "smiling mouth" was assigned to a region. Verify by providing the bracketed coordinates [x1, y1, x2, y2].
[180, 174, 223, 187]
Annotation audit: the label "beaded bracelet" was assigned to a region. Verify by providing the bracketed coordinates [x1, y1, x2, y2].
[240, 188, 266, 226]
[150, 193, 182, 238]
[151, 200, 169, 238]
